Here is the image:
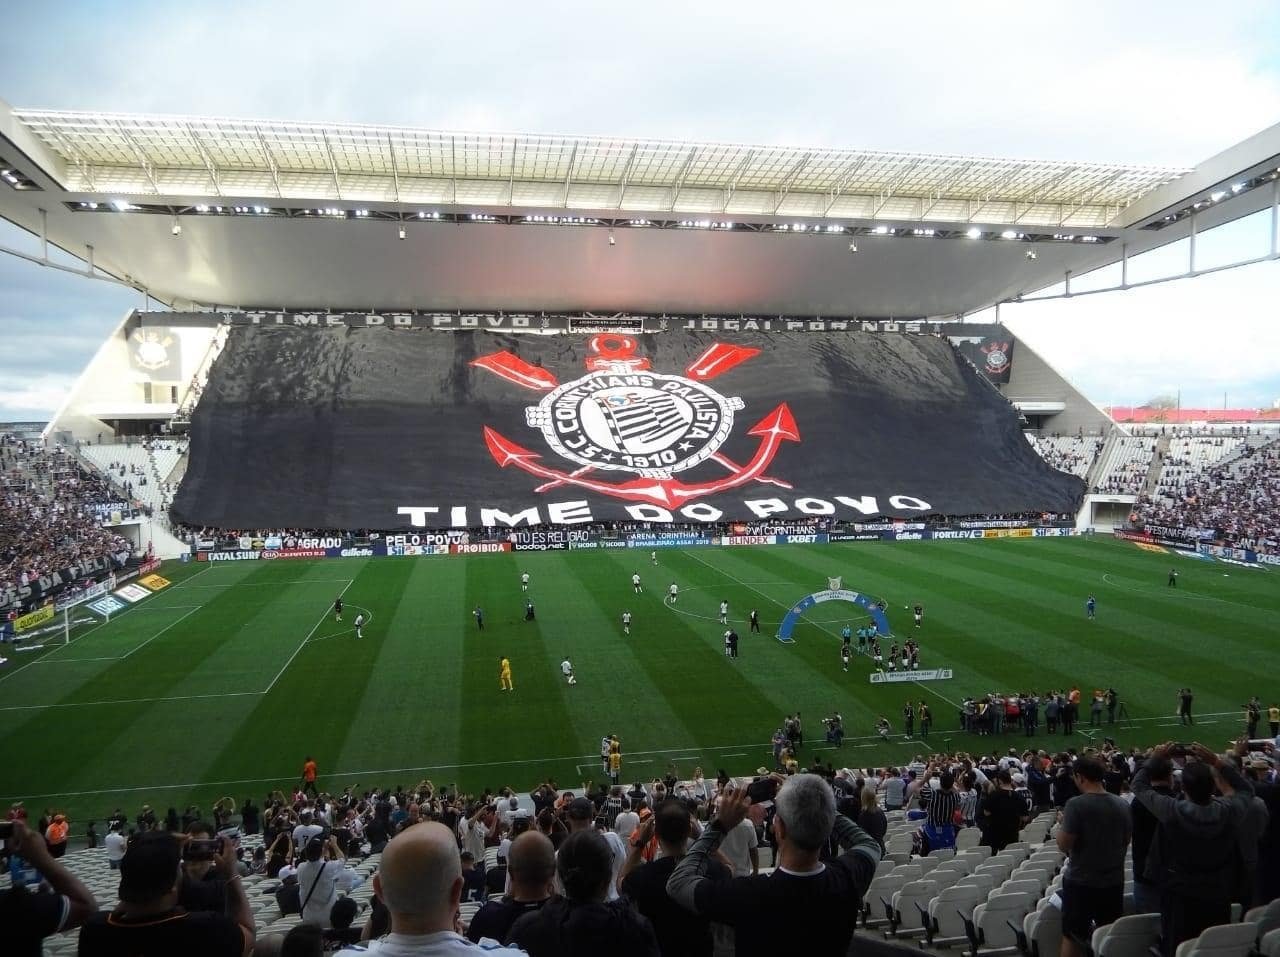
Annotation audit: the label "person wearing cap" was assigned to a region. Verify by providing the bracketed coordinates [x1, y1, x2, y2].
[667, 772, 880, 957]
[1, 819, 97, 956]
[78, 830, 254, 956]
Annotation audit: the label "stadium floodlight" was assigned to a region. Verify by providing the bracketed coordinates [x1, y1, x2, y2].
[1000, 229, 1019, 240]
[1209, 190, 1226, 202]
[398, 225, 406, 240]
[872, 225, 890, 234]
[966, 227, 982, 239]
[195, 204, 208, 212]
[1231, 182, 1245, 193]
[111, 199, 132, 212]
[87, 202, 98, 209]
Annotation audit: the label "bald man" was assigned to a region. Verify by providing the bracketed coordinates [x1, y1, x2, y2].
[334, 822, 527, 955]
[466, 832, 555, 945]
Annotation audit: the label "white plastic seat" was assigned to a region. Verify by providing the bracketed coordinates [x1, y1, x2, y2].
[1244, 900, 1280, 939]
[976, 859, 1015, 884]
[1092, 913, 1161, 957]
[968, 891, 1034, 954]
[863, 871, 912, 928]
[925, 883, 984, 949]
[1260, 927, 1280, 957]
[1022, 903, 1063, 957]
[956, 827, 983, 850]
[929, 846, 958, 860]
[1000, 879, 1045, 902]
[888, 878, 937, 937]
[955, 872, 996, 900]
[1173, 922, 1259, 957]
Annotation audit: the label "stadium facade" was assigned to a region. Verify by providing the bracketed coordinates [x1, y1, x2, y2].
[2, 102, 1279, 553]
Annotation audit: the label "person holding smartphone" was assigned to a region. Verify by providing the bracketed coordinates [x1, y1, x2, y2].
[1, 819, 97, 956]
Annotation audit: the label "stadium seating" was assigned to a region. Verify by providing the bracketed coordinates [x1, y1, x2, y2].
[1092, 434, 1158, 494]
[1262, 928, 1280, 957]
[80, 438, 187, 518]
[1173, 922, 1260, 957]
[1029, 434, 1104, 479]
[1091, 913, 1162, 957]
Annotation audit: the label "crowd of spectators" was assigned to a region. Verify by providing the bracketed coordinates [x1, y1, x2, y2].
[1138, 444, 1280, 553]
[5, 732, 1276, 956]
[1, 435, 134, 609]
[1030, 435, 1104, 479]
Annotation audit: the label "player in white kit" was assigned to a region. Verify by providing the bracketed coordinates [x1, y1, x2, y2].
[718, 600, 728, 625]
[560, 657, 576, 685]
[622, 611, 632, 636]
[521, 572, 530, 592]
[667, 582, 679, 604]
[632, 573, 642, 594]
[354, 613, 365, 639]
[650, 550, 657, 566]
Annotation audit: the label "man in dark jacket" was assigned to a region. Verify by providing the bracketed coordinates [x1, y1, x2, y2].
[1132, 742, 1255, 957]
[1129, 753, 1174, 915]
[466, 832, 555, 945]
[507, 829, 658, 957]
[620, 800, 728, 957]
[666, 773, 880, 957]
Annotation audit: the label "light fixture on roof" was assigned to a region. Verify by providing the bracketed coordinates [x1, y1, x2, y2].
[1231, 182, 1245, 194]
[966, 227, 982, 239]
[171, 217, 181, 237]
[1209, 190, 1226, 202]
[87, 201, 98, 209]
[1000, 229, 1019, 240]
[608, 230, 616, 247]
[398, 224, 406, 240]
[872, 225, 890, 235]
[111, 199, 132, 212]
[195, 204, 209, 213]
[848, 240, 858, 254]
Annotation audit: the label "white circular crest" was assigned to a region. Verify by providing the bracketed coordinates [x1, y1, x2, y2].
[526, 371, 741, 477]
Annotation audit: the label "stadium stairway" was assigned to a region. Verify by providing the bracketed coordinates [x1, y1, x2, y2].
[1143, 434, 1172, 497]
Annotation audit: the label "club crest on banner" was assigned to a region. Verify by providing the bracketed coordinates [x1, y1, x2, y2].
[981, 341, 1011, 376]
[131, 329, 176, 371]
[470, 336, 801, 508]
[827, 576, 843, 591]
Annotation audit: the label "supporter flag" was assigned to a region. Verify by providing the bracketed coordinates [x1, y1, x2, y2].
[955, 336, 1015, 383]
[128, 327, 181, 378]
[173, 327, 1083, 530]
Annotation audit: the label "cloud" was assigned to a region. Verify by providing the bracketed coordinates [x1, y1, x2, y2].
[2, 0, 1280, 419]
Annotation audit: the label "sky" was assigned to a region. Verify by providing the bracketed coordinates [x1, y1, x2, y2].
[1, 0, 1279, 419]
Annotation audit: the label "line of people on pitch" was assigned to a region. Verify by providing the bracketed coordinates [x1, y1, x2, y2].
[957, 687, 1121, 736]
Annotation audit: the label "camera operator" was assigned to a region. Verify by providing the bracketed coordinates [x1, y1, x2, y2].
[1, 819, 97, 956]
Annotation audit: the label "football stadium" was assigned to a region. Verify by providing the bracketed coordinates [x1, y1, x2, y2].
[1, 74, 1279, 957]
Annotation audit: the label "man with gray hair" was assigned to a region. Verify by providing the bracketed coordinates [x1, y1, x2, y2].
[334, 822, 527, 955]
[667, 772, 880, 956]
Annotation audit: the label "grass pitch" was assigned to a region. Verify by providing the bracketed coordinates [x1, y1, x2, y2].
[0, 536, 1274, 824]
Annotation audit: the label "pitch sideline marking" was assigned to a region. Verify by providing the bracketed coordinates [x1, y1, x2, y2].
[677, 550, 962, 709]
[1100, 573, 1273, 612]
[0, 565, 217, 686]
[262, 580, 355, 693]
[305, 604, 374, 644]
[2, 709, 1244, 801]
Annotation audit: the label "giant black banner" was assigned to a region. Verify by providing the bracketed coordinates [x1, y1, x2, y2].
[955, 336, 1015, 383]
[172, 328, 1082, 530]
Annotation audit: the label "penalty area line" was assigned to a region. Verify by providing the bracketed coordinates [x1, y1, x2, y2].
[263, 580, 354, 693]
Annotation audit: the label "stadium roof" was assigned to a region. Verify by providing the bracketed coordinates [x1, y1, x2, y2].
[11, 110, 1188, 228]
[1, 103, 1277, 317]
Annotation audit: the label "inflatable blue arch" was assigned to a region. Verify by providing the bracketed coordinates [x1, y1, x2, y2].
[776, 588, 890, 643]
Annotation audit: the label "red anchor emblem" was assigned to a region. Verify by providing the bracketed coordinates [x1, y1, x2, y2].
[470, 336, 800, 509]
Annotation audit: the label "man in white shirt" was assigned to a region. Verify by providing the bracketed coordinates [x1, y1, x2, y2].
[458, 805, 491, 862]
[622, 610, 632, 636]
[632, 572, 642, 594]
[520, 572, 529, 592]
[719, 600, 729, 624]
[667, 582, 679, 604]
[560, 657, 576, 685]
[717, 815, 759, 877]
[104, 822, 128, 870]
[292, 811, 324, 847]
[335, 822, 527, 955]
[354, 613, 365, 639]
[297, 835, 362, 926]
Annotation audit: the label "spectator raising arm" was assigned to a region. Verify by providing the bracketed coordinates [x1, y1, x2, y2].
[2, 819, 98, 949]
